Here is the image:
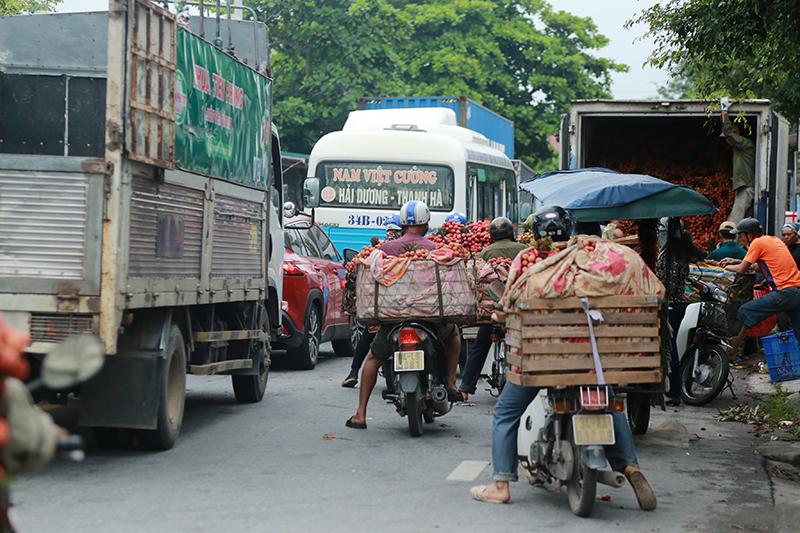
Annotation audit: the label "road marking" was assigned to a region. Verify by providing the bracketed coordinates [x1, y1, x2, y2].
[446, 460, 489, 481]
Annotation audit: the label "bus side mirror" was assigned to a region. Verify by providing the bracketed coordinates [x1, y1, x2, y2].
[303, 178, 320, 209]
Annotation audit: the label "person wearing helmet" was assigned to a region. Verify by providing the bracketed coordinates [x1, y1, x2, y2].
[723, 218, 800, 352]
[458, 217, 528, 400]
[342, 213, 404, 388]
[445, 212, 468, 225]
[346, 201, 462, 429]
[471, 206, 657, 511]
[530, 205, 574, 241]
[708, 221, 747, 261]
[384, 214, 403, 242]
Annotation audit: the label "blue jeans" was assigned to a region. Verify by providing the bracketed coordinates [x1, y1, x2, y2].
[460, 325, 492, 394]
[492, 382, 639, 481]
[738, 287, 800, 342]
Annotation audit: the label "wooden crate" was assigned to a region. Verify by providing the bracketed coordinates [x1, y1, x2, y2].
[505, 295, 662, 387]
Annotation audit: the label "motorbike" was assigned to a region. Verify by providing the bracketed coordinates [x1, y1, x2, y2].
[482, 324, 507, 396]
[676, 277, 732, 405]
[517, 385, 628, 517]
[2, 333, 104, 531]
[482, 279, 509, 396]
[381, 321, 451, 436]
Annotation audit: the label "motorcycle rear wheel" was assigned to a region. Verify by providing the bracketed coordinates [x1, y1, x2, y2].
[680, 345, 729, 406]
[566, 444, 597, 517]
[626, 392, 651, 435]
[406, 391, 424, 437]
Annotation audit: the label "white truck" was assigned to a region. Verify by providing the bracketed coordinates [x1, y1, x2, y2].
[560, 99, 791, 237]
[0, 2, 284, 449]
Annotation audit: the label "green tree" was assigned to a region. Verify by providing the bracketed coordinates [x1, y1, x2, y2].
[631, 0, 800, 121]
[250, 0, 625, 169]
[0, 0, 60, 16]
[252, 0, 413, 153]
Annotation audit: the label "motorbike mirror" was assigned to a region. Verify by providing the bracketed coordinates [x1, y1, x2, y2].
[41, 334, 104, 390]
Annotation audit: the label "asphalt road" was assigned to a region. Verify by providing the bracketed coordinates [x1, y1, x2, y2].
[14, 346, 777, 532]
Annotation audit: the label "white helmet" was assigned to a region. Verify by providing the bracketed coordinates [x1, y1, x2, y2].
[399, 200, 431, 226]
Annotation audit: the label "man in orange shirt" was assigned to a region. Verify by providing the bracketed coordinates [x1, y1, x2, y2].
[722, 218, 800, 343]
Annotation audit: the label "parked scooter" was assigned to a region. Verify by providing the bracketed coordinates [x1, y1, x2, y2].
[676, 277, 732, 405]
[517, 385, 628, 517]
[381, 322, 451, 436]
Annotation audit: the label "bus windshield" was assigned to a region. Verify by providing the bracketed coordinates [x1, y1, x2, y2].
[315, 161, 455, 211]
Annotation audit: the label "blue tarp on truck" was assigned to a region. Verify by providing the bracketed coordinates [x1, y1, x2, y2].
[358, 96, 514, 159]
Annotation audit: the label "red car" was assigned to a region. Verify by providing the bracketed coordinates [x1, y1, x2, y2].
[276, 216, 353, 369]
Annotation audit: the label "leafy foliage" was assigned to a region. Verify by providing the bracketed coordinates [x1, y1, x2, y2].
[0, 0, 59, 16]
[249, 0, 625, 169]
[631, 0, 800, 121]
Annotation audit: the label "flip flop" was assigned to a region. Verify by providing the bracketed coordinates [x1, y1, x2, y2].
[470, 485, 508, 504]
[345, 417, 366, 429]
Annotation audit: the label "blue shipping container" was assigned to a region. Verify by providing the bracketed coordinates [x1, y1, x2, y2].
[358, 96, 514, 159]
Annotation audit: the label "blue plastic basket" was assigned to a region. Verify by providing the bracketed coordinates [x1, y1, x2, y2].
[761, 331, 800, 383]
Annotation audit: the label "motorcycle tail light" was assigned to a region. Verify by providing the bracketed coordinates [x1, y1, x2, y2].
[553, 398, 576, 414]
[611, 396, 626, 412]
[399, 327, 423, 350]
[579, 386, 609, 410]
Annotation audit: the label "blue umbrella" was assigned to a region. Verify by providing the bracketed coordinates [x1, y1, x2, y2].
[520, 168, 715, 222]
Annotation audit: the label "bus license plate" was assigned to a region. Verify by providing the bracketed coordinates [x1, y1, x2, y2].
[394, 350, 424, 372]
[572, 414, 615, 446]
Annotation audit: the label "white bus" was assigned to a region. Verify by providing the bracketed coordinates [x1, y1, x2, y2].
[305, 108, 518, 253]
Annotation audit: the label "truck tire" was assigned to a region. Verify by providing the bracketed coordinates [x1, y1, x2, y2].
[290, 303, 321, 370]
[140, 324, 186, 450]
[232, 312, 270, 403]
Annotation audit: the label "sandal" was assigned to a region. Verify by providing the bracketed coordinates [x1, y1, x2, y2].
[469, 485, 508, 504]
[345, 417, 366, 429]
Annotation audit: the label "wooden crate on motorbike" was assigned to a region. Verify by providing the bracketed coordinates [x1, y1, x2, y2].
[355, 260, 477, 325]
[505, 295, 662, 388]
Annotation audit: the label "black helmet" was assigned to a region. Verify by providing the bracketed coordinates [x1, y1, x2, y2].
[489, 217, 514, 242]
[734, 217, 762, 235]
[532, 205, 573, 242]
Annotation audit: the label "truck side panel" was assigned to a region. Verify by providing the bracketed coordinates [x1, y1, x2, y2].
[466, 100, 515, 159]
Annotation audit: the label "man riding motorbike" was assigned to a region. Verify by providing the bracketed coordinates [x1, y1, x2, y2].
[342, 213, 404, 388]
[469, 206, 657, 510]
[458, 217, 527, 400]
[345, 201, 462, 429]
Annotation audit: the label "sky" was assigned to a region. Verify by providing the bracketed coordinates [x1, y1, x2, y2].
[55, 0, 669, 99]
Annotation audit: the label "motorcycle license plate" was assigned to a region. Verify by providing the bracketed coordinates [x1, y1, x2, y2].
[393, 350, 424, 372]
[572, 414, 615, 446]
